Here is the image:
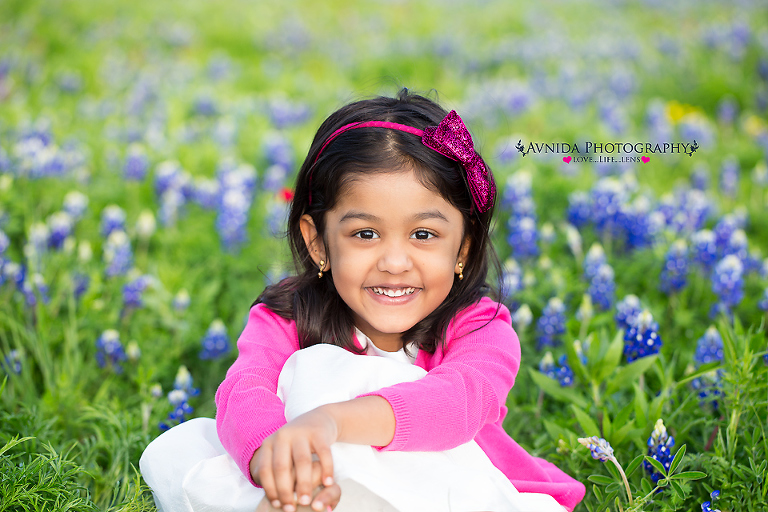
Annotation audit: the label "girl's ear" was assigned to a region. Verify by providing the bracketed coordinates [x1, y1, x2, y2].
[299, 214, 328, 267]
[456, 233, 471, 273]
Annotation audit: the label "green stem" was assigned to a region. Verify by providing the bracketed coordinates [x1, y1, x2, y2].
[610, 457, 634, 507]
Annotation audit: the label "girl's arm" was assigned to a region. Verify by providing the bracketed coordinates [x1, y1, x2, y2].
[356, 297, 521, 453]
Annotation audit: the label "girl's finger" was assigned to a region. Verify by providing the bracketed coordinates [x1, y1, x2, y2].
[291, 439, 314, 508]
[313, 443, 334, 488]
[256, 445, 279, 506]
[309, 483, 341, 512]
[271, 438, 296, 510]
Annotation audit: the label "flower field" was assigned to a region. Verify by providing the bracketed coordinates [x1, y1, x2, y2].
[1, 0, 767, 510]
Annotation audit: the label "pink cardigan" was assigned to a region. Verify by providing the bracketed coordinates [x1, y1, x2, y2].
[215, 297, 586, 511]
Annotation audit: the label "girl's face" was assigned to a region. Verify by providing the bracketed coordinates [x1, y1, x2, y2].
[301, 168, 469, 352]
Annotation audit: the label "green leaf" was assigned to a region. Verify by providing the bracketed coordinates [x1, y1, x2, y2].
[633, 383, 648, 428]
[675, 362, 721, 387]
[670, 480, 685, 498]
[572, 404, 600, 436]
[606, 355, 658, 395]
[602, 408, 613, 440]
[592, 484, 603, 501]
[528, 368, 589, 408]
[644, 455, 667, 478]
[597, 330, 624, 381]
[657, 478, 668, 487]
[668, 444, 686, 475]
[640, 477, 653, 495]
[588, 475, 615, 486]
[542, 419, 566, 440]
[625, 454, 644, 477]
[670, 471, 706, 481]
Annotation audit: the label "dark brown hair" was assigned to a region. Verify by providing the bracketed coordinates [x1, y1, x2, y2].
[256, 89, 502, 354]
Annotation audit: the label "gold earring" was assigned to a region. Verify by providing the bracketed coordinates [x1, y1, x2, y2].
[318, 260, 326, 279]
[458, 262, 464, 281]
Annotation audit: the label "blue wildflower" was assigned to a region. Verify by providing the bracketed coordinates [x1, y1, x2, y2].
[193, 177, 220, 210]
[266, 194, 290, 238]
[199, 319, 230, 360]
[713, 214, 741, 252]
[711, 255, 744, 314]
[28, 222, 49, 256]
[615, 295, 642, 331]
[173, 365, 200, 397]
[759, 288, 768, 312]
[0, 229, 9, 254]
[644, 419, 675, 484]
[691, 230, 718, 270]
[101, 205, 126, 238]
[262, 131, 294, 169]
[63, 191, 88, 222]
[501, 170, 533, 214]
[122, 274, 152, 309]
[511, 304, 533, 330]
[159, 188, 185, 227]
[193, 94, 219, 117]
[159, 389, 194, 432]
[72, 272, 89, 300]
[536, 297, 566, 349]
[539, 352, 575, 387]
[501, 258, 523, 302]
[723, 229, 748, 265]
[262, 164, 290, 193]
[584, 243, 606, 280]
[660, 240, 689, 294]
[578, 436, 615, 462]
[566, 191, 591, 228]
[590, 178, 627, 235]
[268, 98, 310, 129]
[47, 211, 73, 250]
[124, 144, 149, 181]
[507, 216, 539, 260]
[701, 489, 722, 512]
[624, 310, 662, 363]
[173, 289, 190, 311]
[589, 263, 615, 311]
[3, 261, 25, 290]
[103, 230, 133, 278]
[154, 160, 184, 197]
[217, 188, 250, 251]
[1, 349, 23, 375]
[691, 326, 725, 410]
[95, 329, 127, 373]
[690, 163, 709, 190]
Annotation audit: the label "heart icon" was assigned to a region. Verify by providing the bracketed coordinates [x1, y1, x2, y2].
[563, 156, 572, 163]
[641, 156, 650, 163]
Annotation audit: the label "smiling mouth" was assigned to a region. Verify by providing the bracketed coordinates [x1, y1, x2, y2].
[370, 286, 417, 298]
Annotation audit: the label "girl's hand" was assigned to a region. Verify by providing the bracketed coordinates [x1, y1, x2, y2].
[250, 407, 339, 511]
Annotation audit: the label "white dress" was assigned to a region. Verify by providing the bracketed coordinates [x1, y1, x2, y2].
[140, 331, 565, 512]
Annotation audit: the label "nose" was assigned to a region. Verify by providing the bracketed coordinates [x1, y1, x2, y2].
[376, 237, 413, 275]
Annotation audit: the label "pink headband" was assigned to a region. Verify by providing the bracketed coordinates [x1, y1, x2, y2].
[308, 110, 495, 213]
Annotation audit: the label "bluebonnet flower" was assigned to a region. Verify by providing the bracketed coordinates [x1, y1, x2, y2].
[566, 191, 591, 228]
[266, 194, 291, 238]
[717, 96, 738, 125]
[262, 132, 294, 169]
[678, 113, 715, 148]
[691, 326, 725, 409]
[159, 389, 194, 432]
[501, 170, 533, 214]
[28, 222, 49, 255]
[674, 189, 711, 234]
[124, 144, 149, 181]
[1, 349, 22, 375]
[95, 329, 127, 373]
[200, 319, 230, 360]
[660, 240, 689, 294]
[539, 352, 575, 387]
[539, 352, 556, 379]
[644, 419, 675, 484]
[30, 273, 50, 305]
[47, 211, 73, 250]
[624, 310, 662, 363]
[711, 255, 744, 315]
[3, 261, 25, 290]
[701, 490, 722, 512]
[759, 288, 768, 312]
[268, 98, 310, 129]
[136, 210, 156, 241]
[72, 272, 89, 300]
[583, 243, 606, 280]
[193, 94, 219, 117]
[122, 274, 152, 309]
[159, 188, 185, 227]
[63, 190, 88, 221]
[719, 156, 740, 198]
[620, 197, 661, 250]
[536, 297, 566, 349]
[691, 230, 718, 270]
[217, 189, 250, 251]
[723, 229, 748, 264]
[101, 205, 126, 238]
[173, 365, 200, 396]
[589, 263, 615, 311]
[154, 160, 184, 197]
[590, 178, 627, 234]
[690, 163, 710, 190]
[173, 289, 190, 311]
[713, 214, 741, 252]
[507, 216, 539, 260]
[193, 177, 220, 210]
[262, 164, 290, 193]
[578, 436, 615, 462]
[103, 230, 133, 278]
[493, 137, 520, 166]
[511, 304, 533, 330]
[501, 258, 523, 302]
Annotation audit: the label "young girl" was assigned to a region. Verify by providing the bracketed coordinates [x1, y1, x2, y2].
[141, 90, 586, 512]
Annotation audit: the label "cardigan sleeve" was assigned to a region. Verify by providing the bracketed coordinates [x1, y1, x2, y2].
[214, 304, 300, 485]
[357, 297, 521, 452]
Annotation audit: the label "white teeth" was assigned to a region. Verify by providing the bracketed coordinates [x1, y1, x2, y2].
[372, 287, 416, 298]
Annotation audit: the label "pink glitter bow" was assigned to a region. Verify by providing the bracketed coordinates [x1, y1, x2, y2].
[309, 110, 495, 213]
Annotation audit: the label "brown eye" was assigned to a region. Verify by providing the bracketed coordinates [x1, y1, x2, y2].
[411, 230, 435, 240]
[354, 229, 379, 239]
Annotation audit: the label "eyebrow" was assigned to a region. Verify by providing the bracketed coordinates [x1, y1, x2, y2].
[339, 209, 449, 223]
